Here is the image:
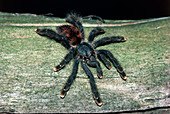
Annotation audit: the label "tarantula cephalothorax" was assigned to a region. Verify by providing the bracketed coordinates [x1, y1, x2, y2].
[35, 13, 127, 107]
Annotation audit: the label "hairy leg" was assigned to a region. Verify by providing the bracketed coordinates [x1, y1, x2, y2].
[98, 50, 127, 81]
[93, 36, 127, 48]
[87, 56, 103, 79]
[60, 58, 79, 98]
[35, 28, 71, 49]
[97, 53, 112, 70]
[83, 15, 105, 23]
[88, 27, 105, 43]
[54, 48, 75, 72]
[35, 28, 62, 40]
[81, 60, 102, 107]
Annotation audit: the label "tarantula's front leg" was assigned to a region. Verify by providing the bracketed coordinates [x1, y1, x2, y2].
[88, 27, 105, 43]
[81, 60, 102, 107]
[60, 58, 79, 98]
[93, 36, 127, 48]
[98, 50, 127, 81]
[35, 28, 71, 49]
[54, 48, 75, 72]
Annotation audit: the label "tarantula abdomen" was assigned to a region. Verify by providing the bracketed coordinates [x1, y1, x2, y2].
[57, 25, 82, 46]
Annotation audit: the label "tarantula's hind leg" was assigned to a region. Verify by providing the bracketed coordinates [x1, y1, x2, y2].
[54, 48, 75, 72]
[81, 60, 103, 107]
[60, 58, 79, 98]
[87, 56, 103, 79]
[88, 27, 105, 43]
[93, 36, 127, 49]
[35, 28, 62, 40]
[83, 15, 105, 23]
[98, 50, 127, 81]
[35, 28, 71, 49]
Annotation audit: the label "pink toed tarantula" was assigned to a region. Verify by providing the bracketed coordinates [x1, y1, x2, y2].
[35, 13, 127, 107]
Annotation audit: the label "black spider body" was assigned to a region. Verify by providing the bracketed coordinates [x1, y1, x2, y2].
[35, 13, 127, 107]
[77, 42, 94, 58]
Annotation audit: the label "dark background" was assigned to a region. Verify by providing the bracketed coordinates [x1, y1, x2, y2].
[0, 0, 170, 20]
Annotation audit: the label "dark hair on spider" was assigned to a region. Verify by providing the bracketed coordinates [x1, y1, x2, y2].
[66, 12, 105, 24]
[35, 13, 127, 107]
[83, 15, 105, 23]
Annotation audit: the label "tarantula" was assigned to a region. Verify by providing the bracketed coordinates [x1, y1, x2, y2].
[35, 13, 127, 107]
